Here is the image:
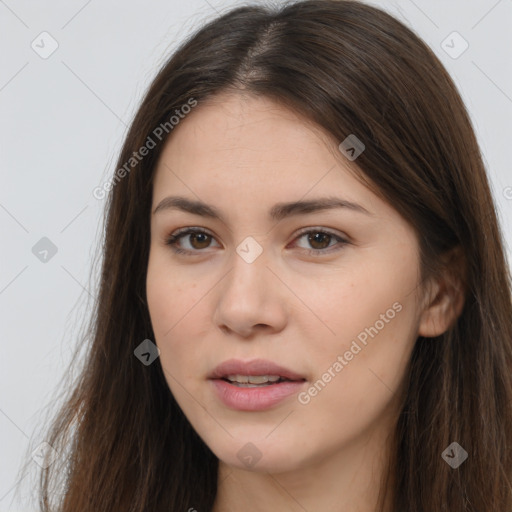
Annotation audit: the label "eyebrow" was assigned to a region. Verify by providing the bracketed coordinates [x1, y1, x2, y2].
[153, 195, 372, 221]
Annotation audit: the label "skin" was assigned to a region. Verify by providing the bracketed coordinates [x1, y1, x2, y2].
[146, 91, 463, 512]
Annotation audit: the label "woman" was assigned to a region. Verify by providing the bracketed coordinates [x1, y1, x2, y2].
[33, 1, 512, 510]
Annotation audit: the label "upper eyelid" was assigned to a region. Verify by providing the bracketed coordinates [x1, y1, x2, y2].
[166, 226, 349, 248]
[169, 225, 346, 239]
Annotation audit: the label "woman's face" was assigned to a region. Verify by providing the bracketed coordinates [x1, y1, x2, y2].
[146, 91, 427, 473]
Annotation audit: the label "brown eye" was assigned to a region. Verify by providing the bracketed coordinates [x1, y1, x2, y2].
[291, 228, 349, 256]
[307, 232, 332, 250]
[188, 232, 212, 250]
[165, 228, 220, 254]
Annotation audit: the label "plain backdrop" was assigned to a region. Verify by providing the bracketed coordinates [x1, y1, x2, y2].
[1, 0, 511, 509]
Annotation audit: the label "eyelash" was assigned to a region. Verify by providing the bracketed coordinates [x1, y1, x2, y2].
[164, 227, 349, 257]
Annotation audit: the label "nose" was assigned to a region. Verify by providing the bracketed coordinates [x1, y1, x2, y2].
[212, 247, 288, 339]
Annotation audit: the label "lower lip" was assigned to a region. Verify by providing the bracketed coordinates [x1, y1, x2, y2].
[210, 379, 306, 411]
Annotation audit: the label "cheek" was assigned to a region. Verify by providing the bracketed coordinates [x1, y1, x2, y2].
[146, 255, 223, 402]
[298, 251, 420, 386]
[291, 308, 417, 456]
[298, 262, 414, 342]
[146, 251, 203, 340]
[146, 255, 198, 378]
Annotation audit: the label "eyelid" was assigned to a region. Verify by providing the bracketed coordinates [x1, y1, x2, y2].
[167, 226, 213, 239]
[164, 226, 219, 252]
[164, 225, 350, 256]
[289, 226, 350, 254]
[293, 225, 349, 241]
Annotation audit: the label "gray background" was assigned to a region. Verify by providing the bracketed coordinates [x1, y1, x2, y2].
[1, 0, 511, 509]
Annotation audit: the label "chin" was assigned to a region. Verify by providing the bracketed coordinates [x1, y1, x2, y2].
[210, 436, 307, 474]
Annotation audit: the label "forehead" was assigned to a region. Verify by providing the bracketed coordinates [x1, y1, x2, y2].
[150, 92, 396, 226]
[158, 93, 335, 173]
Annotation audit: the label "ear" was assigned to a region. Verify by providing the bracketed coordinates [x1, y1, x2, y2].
[418, 247, 466, 338]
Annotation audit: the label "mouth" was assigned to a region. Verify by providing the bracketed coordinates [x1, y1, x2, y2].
[220, 374, 300, 387]
[209, 357, 306, 383]
[208, 358, 307, 411]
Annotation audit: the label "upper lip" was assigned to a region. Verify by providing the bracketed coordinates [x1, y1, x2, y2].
[209, 358, 306, 381]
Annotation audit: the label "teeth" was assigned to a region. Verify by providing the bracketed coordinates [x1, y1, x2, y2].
[226, 374, 281, 384]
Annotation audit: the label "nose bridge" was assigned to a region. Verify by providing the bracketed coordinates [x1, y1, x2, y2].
[213, 238, 287, 335]
[224, 239, 271, 304]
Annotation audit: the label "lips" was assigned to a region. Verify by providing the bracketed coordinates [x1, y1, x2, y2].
[209, 358, 306, 382]
[208, 358, 307, 411]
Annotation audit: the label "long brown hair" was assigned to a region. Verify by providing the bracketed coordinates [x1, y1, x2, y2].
[27, 1, 512, 510]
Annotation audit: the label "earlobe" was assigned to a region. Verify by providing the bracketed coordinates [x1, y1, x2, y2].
[418, 247, 466, 338]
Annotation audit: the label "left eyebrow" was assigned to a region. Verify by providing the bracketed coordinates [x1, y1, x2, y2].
[152, 195, 373, 221]
[269, 196, 373, 220]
